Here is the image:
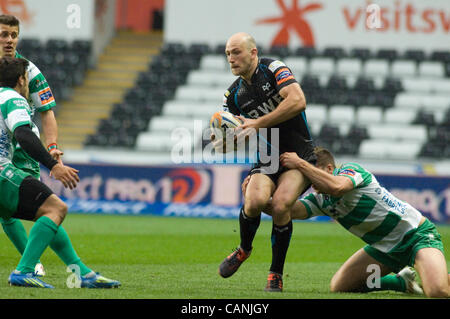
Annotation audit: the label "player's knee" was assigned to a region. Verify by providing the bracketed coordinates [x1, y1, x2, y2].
[38, 196, 68, 225]
[270, 199, 291, 218]
[245, 196, 268, 215]
[329, 278, 345, 293]
[424, 285, 449, 298]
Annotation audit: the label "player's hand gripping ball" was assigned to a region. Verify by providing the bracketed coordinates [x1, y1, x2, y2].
[209, 111, 243, 152]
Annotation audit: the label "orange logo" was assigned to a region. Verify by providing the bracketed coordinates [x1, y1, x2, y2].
[0, 0, 33, 25]
[255, 0, 323, 47]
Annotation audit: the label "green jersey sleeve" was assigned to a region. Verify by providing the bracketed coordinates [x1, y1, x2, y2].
[299, 193, 325, 219]
[0, 90, 32, 133]
[335, 162, 372, 189]
[27, 60, 56, 112]
[16, 52, 56, 112]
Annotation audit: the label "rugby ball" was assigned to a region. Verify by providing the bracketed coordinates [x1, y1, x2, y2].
[209, 111, 243, 137]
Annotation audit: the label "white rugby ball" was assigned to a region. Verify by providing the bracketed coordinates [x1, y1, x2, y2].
[209, 111, 243, 137]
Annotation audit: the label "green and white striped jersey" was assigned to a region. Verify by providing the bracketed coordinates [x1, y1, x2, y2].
[15, 51, 56, 118]
[300, 162, 423, 253]
[0, 87, 33, 166]
[10, 52, 56, 175]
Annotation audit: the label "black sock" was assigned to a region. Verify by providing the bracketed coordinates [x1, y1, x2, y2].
[269, 220, 293, 275]
[239, 206, 260, 252]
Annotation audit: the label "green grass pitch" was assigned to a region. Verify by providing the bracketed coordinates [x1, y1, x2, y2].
[0, 214, 448, 299]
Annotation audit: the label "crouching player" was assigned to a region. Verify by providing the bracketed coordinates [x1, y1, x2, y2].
[0, 56, 120, 288]
[242, 147, 449, 298]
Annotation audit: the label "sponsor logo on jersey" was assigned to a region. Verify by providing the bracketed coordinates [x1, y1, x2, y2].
[339, 169, 356, 177]
[38, 88, 55, 105]
[33, 78, 48, 90]
[268, 60, 286, 73]
[275, 67, 294, 85]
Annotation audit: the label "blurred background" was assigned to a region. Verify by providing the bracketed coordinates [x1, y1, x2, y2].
[6, 0, 450, 223]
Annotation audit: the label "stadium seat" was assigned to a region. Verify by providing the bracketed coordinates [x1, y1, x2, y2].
[430, 51, 450, 63]
[384, 108, 417, 124]
[350, 48, 372, 61]
[148, 116, 188, 132]
[385, 141, 422, 160]
[199, 55, 228, 71]
[363, 59, 390, 77]
[355, 106, 383, 125]
[432, 79, 450, 94]
[46, 39, 69, 54]
[382, 77, 403, 96]
[269, 46, 291, 58]
[318, 123, 341, 144]
[401, 78, 434, 93]
[359, 139, 421, 160]
[376, 49, 398, 62]
[418, 61, 445, 78]
[305, 103, 327, 124]
[300, 75, 321, 92]
[309, 57, 335, 76]
[187, 43, 211, 58]
[187, 70, 234, 87]
[413, 110, 436, 127]
[284, 57, 308, 75]
[135, 132, 176, 152]
[162, 101, 198, 117]
[391, 60, 417, 77]
[322, 47, 347, 60]
[422, 94, 450, 111]
[366, 124, 427, 142]
[359, 139, 389, 159]
[394, 93, 423, 109]
[403, 49, 426, 63]
[17, 38, 42, 53]
[353, 76, 375, 94]
[326, 75, 348, 93]
[336, 58, 363, 76]
[295, 46, 317, 59]
[347, 125, 369, 142]
[328, 104, 355, 125]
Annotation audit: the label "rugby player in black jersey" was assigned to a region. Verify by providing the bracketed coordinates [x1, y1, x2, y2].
[216, 32, 316, 292]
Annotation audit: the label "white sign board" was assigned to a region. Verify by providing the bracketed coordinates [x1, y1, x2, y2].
[0, 0, 94, 41]
[165, 0, 450, 52]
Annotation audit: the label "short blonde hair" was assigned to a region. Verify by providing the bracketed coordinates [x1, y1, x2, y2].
[314, 146, 336, 169]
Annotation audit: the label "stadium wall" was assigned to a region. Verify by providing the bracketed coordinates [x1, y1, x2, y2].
[40, 163, 450, 224]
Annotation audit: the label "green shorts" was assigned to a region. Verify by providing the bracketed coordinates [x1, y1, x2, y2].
[0, 163, 31, 218]
[364, 219, 444, 273]
[12, 148, 40, 179]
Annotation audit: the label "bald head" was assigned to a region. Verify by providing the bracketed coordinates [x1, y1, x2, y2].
[225, 32, 258, 80]
[226, 32, 256, 51]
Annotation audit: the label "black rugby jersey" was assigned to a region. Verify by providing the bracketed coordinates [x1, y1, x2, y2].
[222, 57, 315, 160]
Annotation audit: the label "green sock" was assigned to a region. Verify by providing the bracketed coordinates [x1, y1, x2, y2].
[1, 217, 43, 265]
[1, 217, 28, 254]
[16, 216, 59, 274]
[49, 225, 92, 276]
[363, 274, 406, 293]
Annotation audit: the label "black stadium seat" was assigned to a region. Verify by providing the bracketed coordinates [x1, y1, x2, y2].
[350, 48, 372, 61]
[269, 46, 291, 59]
[376, 48, 398, 62]
[294, 46, 317, 59]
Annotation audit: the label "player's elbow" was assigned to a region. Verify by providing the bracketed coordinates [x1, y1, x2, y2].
[291, 94, 306, 114]
[328, 184, 346, 197]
